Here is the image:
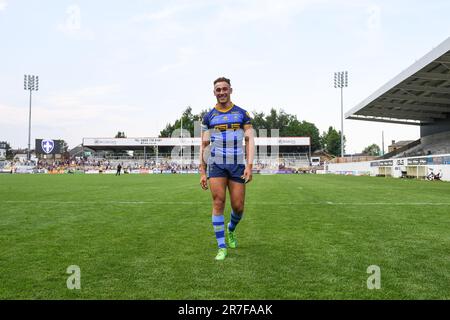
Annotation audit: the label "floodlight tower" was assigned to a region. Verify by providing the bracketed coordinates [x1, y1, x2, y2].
[24, 75, 39, 161]
[334, 71, 348, 158]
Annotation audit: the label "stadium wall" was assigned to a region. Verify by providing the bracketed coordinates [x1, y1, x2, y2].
[326, 153, 450, 182]
[325, 161, 375, 177]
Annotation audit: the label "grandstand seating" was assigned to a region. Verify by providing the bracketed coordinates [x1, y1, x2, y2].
[3, 151, 313, 174]
[379, 139, 421, 159]
[391, 131, 450, 158]
[86, 152, 311, 168]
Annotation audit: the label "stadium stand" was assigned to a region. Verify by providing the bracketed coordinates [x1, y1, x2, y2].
[322, 38, 450, 182]
[392, 131, 450, 158]
[378, 139, 421, 159]
[5, 150, 311, 174]
[346, 37, 450, 159]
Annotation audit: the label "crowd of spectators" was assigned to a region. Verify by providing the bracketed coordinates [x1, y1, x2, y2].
[34, 158, 201, 173]
[1, 156, 304, 174]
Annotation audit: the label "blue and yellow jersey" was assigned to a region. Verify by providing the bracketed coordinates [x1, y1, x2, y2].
[201, 104, 252, 165]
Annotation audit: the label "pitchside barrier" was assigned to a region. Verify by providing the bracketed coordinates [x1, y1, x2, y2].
[325, 153, 450, 182]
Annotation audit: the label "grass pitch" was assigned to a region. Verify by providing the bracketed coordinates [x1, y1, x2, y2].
[0, 174, 449, 299]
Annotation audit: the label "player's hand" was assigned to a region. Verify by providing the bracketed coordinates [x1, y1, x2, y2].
[200, 174, 208, 190]
[241, 167, 253, 184]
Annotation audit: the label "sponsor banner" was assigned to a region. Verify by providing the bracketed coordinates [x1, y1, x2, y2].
[82, 137, 311, 147]
[83, 137, 199, 147]
[85, 170, 100, 174]
[406, 156, 450, 165]
[14, 166, 35, 174]
[371, 160, 393, 167]
[257, 169, 297, 174]
[431, 156, 450, 165]
[277, 169, 296, 174]
[371, 156, 450, 167]
[255, 137, 310, 146]
[407, 158, 428, 165]
[174, 170, 199, 174]
[258, 169, 281, 175]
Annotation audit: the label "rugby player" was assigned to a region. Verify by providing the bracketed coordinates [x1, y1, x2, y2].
[199, 77, 255, 261]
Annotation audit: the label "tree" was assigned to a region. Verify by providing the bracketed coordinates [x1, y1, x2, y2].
[158, 107, 323, 153]
[159, 106, 208, 138]
[321, 126, 345, 156]
[250, 108, 321, 152]
[158, 107, 208, 153]
[115, 131, 126, 138]
[362, 144, 381, 156]
[284, 119, 321, 152]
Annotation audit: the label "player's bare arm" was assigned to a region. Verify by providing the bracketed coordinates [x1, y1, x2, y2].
[243, 124, 255, 183]
[199, 129, 210, 190]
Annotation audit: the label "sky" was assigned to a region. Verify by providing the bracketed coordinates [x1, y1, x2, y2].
[1, 0, 449, 154]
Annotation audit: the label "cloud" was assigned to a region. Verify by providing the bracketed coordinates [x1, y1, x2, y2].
[0, 0, 7, 11]
[129, 2, 196, 43]
[130, 0, 211, 23]
[44, 84, 138, 117]
[131, 5, 186, 23]
[0, 104, 27, 126]
[1, 85, 139, 127]
[1, 84, 146, 147]
[158, 47, 196, 73]
[215, 0, 312, 26]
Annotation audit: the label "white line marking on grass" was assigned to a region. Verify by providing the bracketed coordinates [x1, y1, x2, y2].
[322, 202, 450, 206]
[4, 200, 450, 206]
[3, 200, 202, 205]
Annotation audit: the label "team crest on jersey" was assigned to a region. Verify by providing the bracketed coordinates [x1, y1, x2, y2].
[41, 139, 55, 154]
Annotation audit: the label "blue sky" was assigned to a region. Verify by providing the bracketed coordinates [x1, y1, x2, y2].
[1, 0, 449, 153]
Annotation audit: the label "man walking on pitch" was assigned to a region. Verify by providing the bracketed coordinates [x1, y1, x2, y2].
[199, 77, 255, 261]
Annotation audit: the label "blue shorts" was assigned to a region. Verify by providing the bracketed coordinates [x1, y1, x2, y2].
[207, 163, 246, 184]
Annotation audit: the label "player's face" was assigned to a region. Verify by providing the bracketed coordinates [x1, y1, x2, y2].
[214, 82, 232, 105]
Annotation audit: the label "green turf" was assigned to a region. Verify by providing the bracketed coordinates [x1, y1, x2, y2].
[0, 174, 449, 299]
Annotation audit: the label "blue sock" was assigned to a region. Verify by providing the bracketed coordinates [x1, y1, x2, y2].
[212, 215, 226, 249]
[228, 211, 243, 232]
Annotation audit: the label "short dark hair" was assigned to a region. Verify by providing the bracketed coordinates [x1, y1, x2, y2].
[213, 77, 231, 86]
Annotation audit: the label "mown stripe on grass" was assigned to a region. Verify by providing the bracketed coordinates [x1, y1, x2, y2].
[3, 200, 450, 206]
